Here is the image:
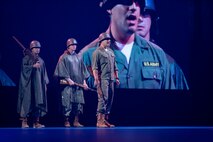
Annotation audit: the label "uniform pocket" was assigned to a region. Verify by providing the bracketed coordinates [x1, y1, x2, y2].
[142, 68, 162, 81]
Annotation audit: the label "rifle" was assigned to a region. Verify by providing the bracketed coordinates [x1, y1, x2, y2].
[60, 79, 96, 92]
[12, 36, 39, 63]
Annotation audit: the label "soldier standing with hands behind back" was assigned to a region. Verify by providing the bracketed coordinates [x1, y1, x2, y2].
[92, 33, 120, 127]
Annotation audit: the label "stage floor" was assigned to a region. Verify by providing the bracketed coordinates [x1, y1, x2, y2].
[0, 127, 213, 142]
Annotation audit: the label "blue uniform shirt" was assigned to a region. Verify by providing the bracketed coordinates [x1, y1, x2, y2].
[82, 47, 97, 88]
[111, 34, 175, 89]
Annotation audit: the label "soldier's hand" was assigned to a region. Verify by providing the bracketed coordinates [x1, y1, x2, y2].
[94, 79, 100, 87]
[116, 78, 120, 86]
[33, 62, 41, 68]
[83, 83, 89, 90]
[67, 79, 75, 86]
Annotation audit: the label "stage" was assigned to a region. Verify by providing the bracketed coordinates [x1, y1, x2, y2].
[0, 127, 213, 142]
[1, 87, 213, 141]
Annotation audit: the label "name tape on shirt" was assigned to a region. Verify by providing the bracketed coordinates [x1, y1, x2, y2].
[143, 61, 160, 67]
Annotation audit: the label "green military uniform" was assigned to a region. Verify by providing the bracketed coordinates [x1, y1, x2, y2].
[111, 34, 175, 89]
[54, 50, 89, 116]
[17, 55, 49, 118]
[92, 46, 118, 114]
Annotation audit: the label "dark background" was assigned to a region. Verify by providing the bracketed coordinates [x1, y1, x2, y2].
[0, 0, 213, 127]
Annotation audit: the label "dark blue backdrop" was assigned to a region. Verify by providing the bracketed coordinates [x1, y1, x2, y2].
[0, 0, 213, 127]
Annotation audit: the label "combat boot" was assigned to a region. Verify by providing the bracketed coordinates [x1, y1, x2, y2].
[73, 115, 84, 127]
[64, 117, 71, 127]
[33, 117, 45, 128]
[96, 113, 108, 128]
[20, 117, 29, 128]
[105, 114, 115, 127]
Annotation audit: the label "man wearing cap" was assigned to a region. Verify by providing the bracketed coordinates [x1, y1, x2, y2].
[88, 0, 175, 89]
[54, 38, 89, 127]
[136, 0, 189, 90]
[92, 32, 120, 127]
[17, 40, 49, 128]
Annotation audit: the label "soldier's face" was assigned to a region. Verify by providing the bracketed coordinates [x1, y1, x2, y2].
[106, 39, 111, 46]
[110, 2, 140, 34]
[68, 44, 77, 52]
[137, 13, 152, 39]
[31, 47, 40, 54]
[102, 39, 111, 48]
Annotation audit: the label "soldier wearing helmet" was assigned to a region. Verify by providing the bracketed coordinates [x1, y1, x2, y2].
[92, 32, 119, 128]
[66, 38, 78, 54]
[66, 38, 78, 48]
[54, 38, 89, 127]
[137, 0, 159, 42]
[29, 40, 41, 61]
[136, 0, 189, 90]
[17, 40, 49, 128]
[30, 40, 41, 49]
[98, 32, 111, 45]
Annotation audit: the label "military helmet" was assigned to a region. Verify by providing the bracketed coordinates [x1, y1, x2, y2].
[142, 0, 156, 12]
[141, 0, 158, 20]
[99, 0, 158, 20]
[30, 40, 41, 49]
[98, 32, 111, 43]
[139, 0, 159, 42]
[100, 0, 134, 10]
[66, 38, 78, 48]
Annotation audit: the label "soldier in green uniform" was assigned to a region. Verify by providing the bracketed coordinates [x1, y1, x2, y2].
[136, 0, 189, 89]
[54, 38, 89, 127]
[92, 33, 120, 127]
[17, 40, 49, 128]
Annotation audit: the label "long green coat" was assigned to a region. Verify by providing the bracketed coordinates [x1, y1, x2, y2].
[17, 55, 49, 117]
[54, 51, 89, 115]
